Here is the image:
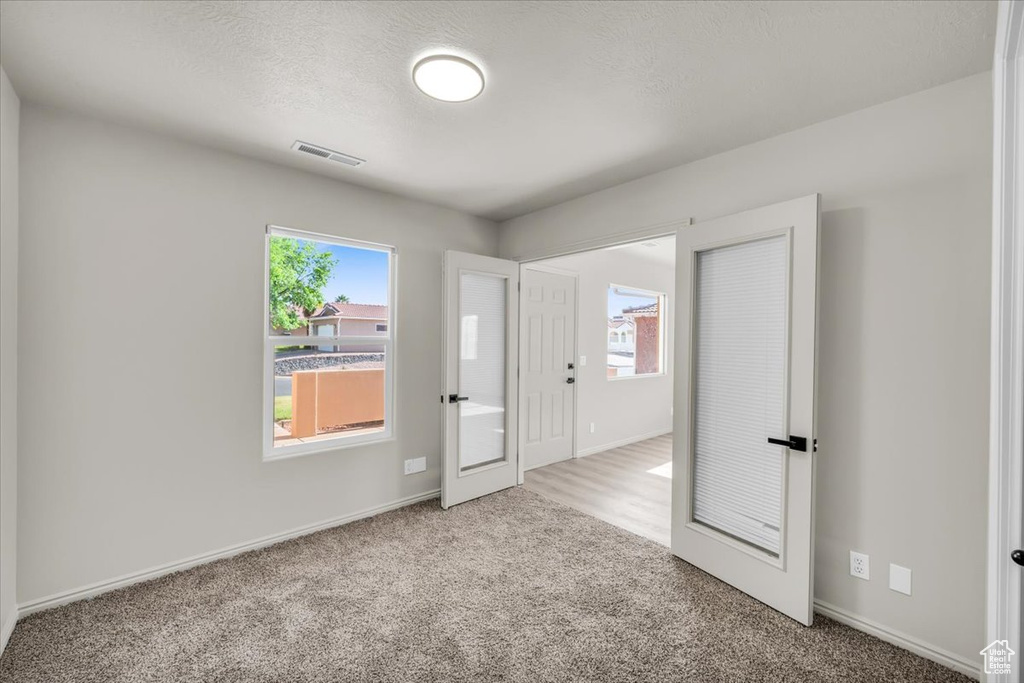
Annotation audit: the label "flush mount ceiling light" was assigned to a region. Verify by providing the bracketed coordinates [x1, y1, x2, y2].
[412, 55, 485, 102]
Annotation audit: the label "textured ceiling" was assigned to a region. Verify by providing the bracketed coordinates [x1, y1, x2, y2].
[0, 1, 997, 221]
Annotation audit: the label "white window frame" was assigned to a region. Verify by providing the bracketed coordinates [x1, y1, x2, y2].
[263, 225, 397, 461]
[607, 283, 667, 381]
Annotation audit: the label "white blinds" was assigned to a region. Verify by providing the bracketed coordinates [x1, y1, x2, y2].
[691, 235, 788, 555]
[458, 272, 508, 470]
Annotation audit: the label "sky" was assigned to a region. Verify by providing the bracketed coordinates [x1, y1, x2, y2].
[296, 238, 389, 305]
[608, 287, 658, 319]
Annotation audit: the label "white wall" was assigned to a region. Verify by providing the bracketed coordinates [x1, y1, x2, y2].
[538, 248, 674, 455]
[500, 73, 992, 668]
[16, 104, 497, 606]
[0, 66, 19, 651]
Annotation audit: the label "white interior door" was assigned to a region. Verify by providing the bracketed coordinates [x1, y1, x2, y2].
[672, 194, 820, 625]
[442, 251, 520, 509]
[521, 266, 577, 471]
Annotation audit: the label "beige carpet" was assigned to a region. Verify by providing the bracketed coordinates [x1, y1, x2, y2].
[0, 488, 969, 682]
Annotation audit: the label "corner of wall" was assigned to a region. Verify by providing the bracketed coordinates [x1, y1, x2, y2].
[0, 63, 21, 653]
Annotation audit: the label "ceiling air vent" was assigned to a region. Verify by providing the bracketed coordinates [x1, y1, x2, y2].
[291, 141, 365, 167]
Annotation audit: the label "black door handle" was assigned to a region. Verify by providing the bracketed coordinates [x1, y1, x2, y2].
[566, 377, 575, 384]
[1012, 549, 1024, 567]
[448, 394, 469, 403]
[767, 435, 808, 452]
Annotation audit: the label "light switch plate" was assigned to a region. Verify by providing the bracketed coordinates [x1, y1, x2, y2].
[404, 457, 426, 475]
[580, 355, 587, 366]
[889, 564, 912, 595]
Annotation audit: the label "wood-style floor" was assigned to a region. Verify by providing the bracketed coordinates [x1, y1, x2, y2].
[523, 434, 672, 547]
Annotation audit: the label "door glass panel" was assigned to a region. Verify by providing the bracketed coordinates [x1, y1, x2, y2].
[459, 272, 507, 470]
[691, 235, 788, 555]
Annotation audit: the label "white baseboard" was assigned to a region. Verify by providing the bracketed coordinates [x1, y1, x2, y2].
[576, 428, 672, 458]
[1, 608, 16, 654]
[814, 599, 981, 680]
[17, 489, 440, 619]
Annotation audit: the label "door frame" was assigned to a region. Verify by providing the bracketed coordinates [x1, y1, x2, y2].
[508, 218, 692, 264]
[512, 218, 692, 484]
[988, 1, 1024, 677]
[517, 262, 580, 484]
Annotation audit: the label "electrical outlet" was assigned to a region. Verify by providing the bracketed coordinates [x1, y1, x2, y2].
[850, 551, 870, 580]
[589, 422, 595, 434]
[580, 355, 587, 366]
[404, 457, 426, 475]
[889, 564, 912, 595]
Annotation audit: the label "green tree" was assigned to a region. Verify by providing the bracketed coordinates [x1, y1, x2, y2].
[333, 294, 350, 303]
[268, 236, 337, 331]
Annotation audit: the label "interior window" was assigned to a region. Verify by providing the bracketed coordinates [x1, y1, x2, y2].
[607, 285, 665, 378]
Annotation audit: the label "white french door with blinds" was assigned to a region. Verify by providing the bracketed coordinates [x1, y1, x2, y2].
[442, 251, 520, 509]
[672, 194, 820, 625]
[441, 197, 819, 624]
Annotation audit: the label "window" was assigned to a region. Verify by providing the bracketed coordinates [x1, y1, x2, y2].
[607, 285, 665, 379]
[265, 226, 395, 459]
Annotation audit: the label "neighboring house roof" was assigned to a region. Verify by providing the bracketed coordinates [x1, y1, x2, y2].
[608, 318, 634, 330]
[622, 302, 658, 318]
[309, 303, 388, 320]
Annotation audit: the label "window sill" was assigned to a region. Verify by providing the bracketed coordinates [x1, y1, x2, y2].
[607, 372, 667, 382]
[263, 433, 394, 462]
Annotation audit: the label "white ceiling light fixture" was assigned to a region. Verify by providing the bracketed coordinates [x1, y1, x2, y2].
[412, 54, 485, 103]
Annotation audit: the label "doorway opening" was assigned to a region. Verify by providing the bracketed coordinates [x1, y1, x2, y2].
[518, 236, 677, 547]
